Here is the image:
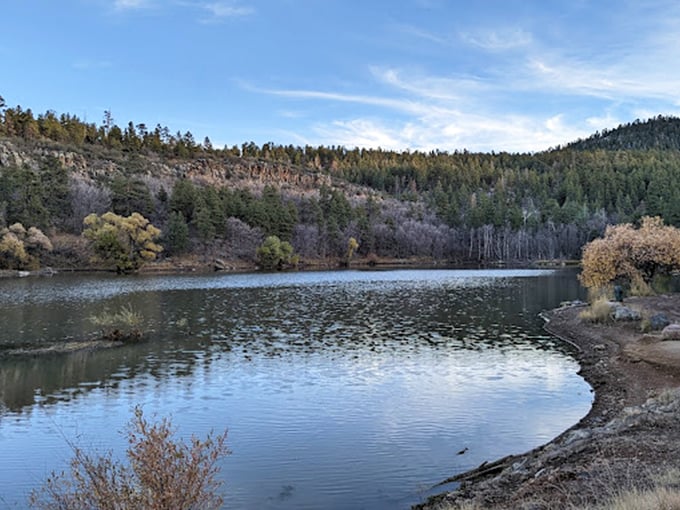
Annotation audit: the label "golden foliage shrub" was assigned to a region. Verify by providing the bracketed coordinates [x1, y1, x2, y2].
[580, 216, 680, 294]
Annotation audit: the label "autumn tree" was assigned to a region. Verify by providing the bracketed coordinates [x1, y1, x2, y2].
[0, 223, 53, 270]
[346, 236, 359, 266]
[579, 216, 680, 295]
[83, 212, 162, 273]
[256, 235, 296, 270]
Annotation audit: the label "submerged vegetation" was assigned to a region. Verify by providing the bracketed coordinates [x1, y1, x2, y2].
[4, 98, 680, 271]
[89, 304, 144, 343]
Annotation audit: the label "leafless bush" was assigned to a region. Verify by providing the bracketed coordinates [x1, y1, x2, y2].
[29, 407, 229, 510]
[68, 178, 112, 233]
[224, 217, 263, 260]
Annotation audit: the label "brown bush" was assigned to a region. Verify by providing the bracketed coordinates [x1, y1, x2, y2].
[29, 407, 229, 510]
[580, 216, 680, 295]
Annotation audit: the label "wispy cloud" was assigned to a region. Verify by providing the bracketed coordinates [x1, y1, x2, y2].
[113, 0, 151, 10]
[72, 59, 113, 70]
[245, 3, 680, 152]
[460, 28, 532, 51]
[524, 52, 680, 104]
[245, 83, 427, 116]
[371, 67, 486, 103]
[199, 1, 254, 22]
[309, 111, 588, 153]
[394, 24, 451, 46]
[251, 74, 590, 152]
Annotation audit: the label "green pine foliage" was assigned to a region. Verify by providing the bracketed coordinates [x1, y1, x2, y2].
[5, 97, 680, 266]
[164, 211, 189, 255]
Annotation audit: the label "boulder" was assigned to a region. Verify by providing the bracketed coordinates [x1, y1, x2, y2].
[611, 304, 641, 322]
[214, 259, 228, 271]
[662, 324, 680, 340]
[649, 313, 671, 331]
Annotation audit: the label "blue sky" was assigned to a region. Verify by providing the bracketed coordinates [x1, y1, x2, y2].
[2, 0, 680, 153]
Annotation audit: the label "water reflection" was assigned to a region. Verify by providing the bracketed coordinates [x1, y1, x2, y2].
[0, 269, 590, 509]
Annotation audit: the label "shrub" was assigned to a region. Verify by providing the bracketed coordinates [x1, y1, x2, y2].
[0, 223, 53, 270]
[29, 407, 229, 510]
[580, 216, 680, 295]
[89, 304, 144, 343]
[256, 235, 297, 270]
[83, 212, 162, 273]
[579, 296, 614, 323]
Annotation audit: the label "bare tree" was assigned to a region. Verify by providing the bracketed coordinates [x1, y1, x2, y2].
[68, 178, 111, 233]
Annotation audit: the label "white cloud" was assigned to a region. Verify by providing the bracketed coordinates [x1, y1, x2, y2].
[246, 3, 680, 152]
[306, 109, 589, 154]
[200, 1, 253, 22]
[394, 24, 451, 46]
[113, 0, 150, 10]
[461, 28, 533, 51]
[277, 110, 304, 119]
[586, 113, 622, 132]
[371, 67, 485, 103]
[249, 85, 427, 116]
[251, 72, 596, 152]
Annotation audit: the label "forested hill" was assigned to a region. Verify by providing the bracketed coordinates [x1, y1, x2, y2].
[1, 100, 680, 270]
[567, 116, 680, 151]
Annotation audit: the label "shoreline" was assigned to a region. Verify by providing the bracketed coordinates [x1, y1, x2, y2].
[418, 296, 680, 509]
[0, 257, 578, 279]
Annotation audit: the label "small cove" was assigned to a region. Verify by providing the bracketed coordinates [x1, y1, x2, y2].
[0, 269, 592, 509]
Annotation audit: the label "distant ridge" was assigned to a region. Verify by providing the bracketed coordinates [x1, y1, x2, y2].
[567, 115, 680, 151]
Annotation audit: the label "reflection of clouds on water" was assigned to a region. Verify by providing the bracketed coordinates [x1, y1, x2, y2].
[0, 269, 590, 510]
[0, 268, 554, 306]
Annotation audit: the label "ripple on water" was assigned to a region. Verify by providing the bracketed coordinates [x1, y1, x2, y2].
[0, 269, 590, 509]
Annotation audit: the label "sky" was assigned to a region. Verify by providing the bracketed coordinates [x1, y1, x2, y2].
[2, 0, 680, 153]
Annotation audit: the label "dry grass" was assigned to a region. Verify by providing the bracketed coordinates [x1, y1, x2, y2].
[431, 464, 680, 510]
[586, 486, 680, 510]
[579, 296, 614, 323]
[433, 486, 680, 510]
[89, 304, 144, 342]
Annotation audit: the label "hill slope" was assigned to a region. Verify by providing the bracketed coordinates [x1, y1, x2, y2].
[2, 105, 680, 270]
[567, 115, 680, 151]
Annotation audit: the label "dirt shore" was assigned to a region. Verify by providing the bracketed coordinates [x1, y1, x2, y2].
[418, 294, 680, 509]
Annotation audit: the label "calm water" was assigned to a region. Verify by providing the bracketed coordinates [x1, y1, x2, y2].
[0, 269, 591, 509]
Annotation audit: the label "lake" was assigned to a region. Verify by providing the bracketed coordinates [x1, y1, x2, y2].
[0, 268, 592, 509]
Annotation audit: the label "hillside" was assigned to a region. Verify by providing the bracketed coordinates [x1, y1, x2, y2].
[567, 115, 680, 151]
[2, 104, 680, 271]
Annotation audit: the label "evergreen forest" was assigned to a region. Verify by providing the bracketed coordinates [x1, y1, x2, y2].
[2, 95, 680, 270]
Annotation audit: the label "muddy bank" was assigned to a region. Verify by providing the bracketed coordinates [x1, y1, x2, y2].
[418, 295, 680, 509]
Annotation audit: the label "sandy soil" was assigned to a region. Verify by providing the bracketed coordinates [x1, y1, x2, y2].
[418, 294, 680, 509]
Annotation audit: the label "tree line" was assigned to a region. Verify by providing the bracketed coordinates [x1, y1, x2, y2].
[2, 96, 680, 269]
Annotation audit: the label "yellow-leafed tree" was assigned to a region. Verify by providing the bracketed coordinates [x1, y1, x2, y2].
[0, 223, 53, 270]
[83, 212, 162, 273]
[579, 216, 680, 295]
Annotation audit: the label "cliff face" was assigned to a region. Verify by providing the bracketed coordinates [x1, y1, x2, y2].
[0, 138, 332, 194]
